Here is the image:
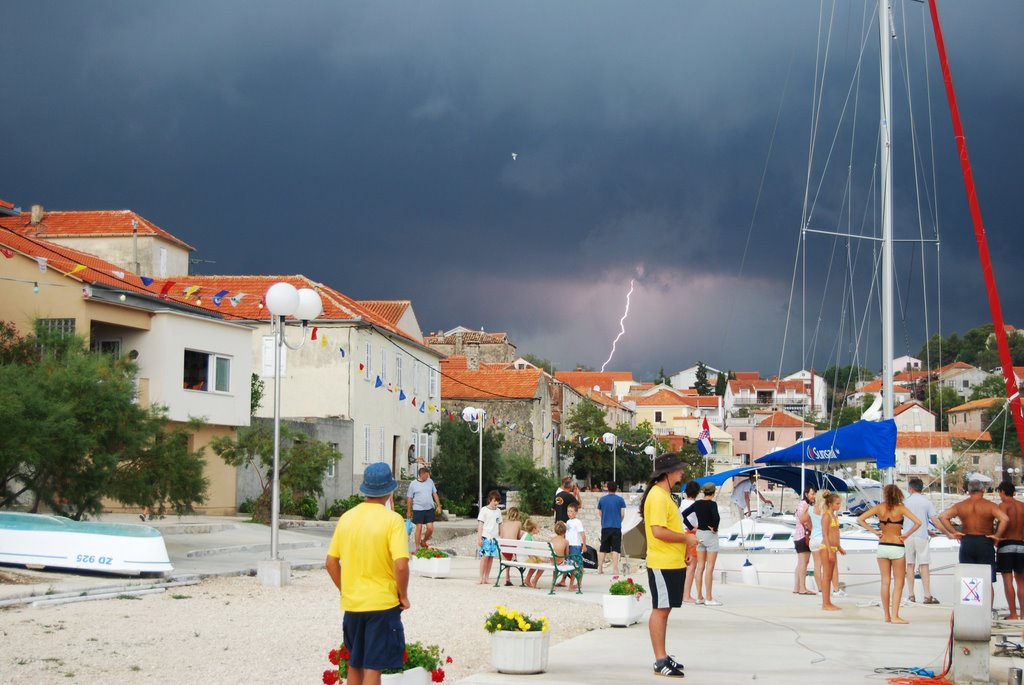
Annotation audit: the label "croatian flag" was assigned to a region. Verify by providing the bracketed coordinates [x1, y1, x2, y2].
[697, 416, 713, 456]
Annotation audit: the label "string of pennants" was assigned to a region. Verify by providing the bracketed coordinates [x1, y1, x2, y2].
[556, 435, 658, 456]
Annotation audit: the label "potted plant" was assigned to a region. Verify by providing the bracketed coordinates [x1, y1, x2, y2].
[602, 576, 648, 627]
[483, 604, 550, 674]
[411, 546, 451, 578]
[323, 641, 451, 685]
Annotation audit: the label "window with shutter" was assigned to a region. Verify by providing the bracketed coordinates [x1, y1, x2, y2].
[364, 425, 372, 463]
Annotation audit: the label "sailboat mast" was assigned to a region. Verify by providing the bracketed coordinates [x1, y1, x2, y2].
[880, 0, 895, 483]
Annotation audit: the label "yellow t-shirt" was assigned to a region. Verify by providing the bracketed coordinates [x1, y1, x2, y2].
[327, 502, 410, 612]
[643, 485, 686, 570]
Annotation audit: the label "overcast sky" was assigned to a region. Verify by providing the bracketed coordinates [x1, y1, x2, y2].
[3, 1, 1021, 379]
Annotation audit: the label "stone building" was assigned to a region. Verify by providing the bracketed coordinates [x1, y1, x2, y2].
[425, 326, 517, 367]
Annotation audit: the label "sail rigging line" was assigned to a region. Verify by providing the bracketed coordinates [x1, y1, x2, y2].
[926, 0, 1024, 457]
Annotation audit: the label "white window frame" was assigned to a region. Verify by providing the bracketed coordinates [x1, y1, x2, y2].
[380, 348, 387, 383]
[396, 353, 404, 388]
[413, 360, 420, 395]
[363, 425, 372, 463]
[364, 342, 372, 381]
[429, 366, 438, 398]
[184, 349, 232, 393]
[379, 428, 385, 462]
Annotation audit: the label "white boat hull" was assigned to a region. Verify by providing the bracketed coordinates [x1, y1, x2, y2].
[0, 512, 173, 575]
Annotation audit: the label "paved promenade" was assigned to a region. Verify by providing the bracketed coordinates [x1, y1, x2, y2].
[2, 514, 1022, 684]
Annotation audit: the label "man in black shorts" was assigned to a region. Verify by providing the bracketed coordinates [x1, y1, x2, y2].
[597, 482, 627, 574]
[996, 480, 1024, 618]
[938, 479, 1008, 604]
[405, 467, 442, 549]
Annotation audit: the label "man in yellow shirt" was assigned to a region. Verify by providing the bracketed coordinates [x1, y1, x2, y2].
[641, 452, 695, 679]
[326, 463, 410, 685]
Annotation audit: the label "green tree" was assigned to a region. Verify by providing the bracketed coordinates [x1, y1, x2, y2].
[694, 362, 713, 396]
[714, 370, 728, 396]
[250, 373, 265, 415]
[210, 421, 338, 522]
[427, 418, 504, 506]
[521, 353, 556, 374]
[500, 453, 558, 515]
[654, 367, 672, 386]
[922, 381, 963, 431]
[970, 374, 1010, 401]
[0, 322, 208, 519]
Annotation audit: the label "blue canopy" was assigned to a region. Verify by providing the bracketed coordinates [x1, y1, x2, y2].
[695, 466, 849, 493]
[754, 419, 896, 469]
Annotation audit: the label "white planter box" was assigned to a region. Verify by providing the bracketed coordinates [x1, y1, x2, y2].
[411, 556, 451, 578]
[490, 630, 550, 674]
[382, 666, 429, 685]
[602, 593, 648, 627]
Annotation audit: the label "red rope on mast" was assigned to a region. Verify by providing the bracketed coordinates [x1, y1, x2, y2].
[927, 0, 1024, 458]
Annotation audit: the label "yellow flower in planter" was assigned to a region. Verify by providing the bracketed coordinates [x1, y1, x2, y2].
[483, 605, 547, 633]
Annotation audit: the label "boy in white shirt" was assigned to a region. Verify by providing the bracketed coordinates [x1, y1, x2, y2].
[476, 490, 503, 584]
[564, 504, 587, 591]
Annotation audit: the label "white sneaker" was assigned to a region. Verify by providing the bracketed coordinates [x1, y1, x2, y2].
[834, 590, 848, 598]
[704, 599, 723, 606]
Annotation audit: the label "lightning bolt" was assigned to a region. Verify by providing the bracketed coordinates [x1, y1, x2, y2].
[600, 279, 634, 372]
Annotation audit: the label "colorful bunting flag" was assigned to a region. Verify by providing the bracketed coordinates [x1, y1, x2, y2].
[375, 376, 383, 388]
[159, 281, 176, 299]
[66, 264, 87, 276]
[112, 270, 125, 279]
[0, 248, 13, 258]
[338, 346, 346, 358]
[183, 285, 201, 298]
[411, 397, 417, 406]
[36, 257, 47, 272]
[359, 363, 365, 371]
[320, 335, 328, 348]
[419, 402, 426, 413]
[212, 289, 229, 306]
[229, 293, 247, 307]
[399, 390, 406, 401]
[310, 327, 318, 340]
[140, 276, 154, 286]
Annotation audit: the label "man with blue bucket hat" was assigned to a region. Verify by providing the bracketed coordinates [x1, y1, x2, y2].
[327, 463, 410, 685]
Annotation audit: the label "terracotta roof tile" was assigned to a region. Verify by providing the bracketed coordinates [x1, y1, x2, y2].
[937, 361, 977, 374]
[0, 210, 194, 250]
[0, 227, 202, 309]
[894, 401, 934, 417]
[897, 431, 992, 448]
[728, 378, 806, 393]
[441, 368, 543, 400]
[631, 389, 693, 406]
[424, 330, 510, 345]
[571, 386, 631, 411]
[947, 397, 1003, 413]
[894, 370, 932, 382]
[757, 412, 812, 427]
[553, 371, 634, 392]
[855, 380, 911, 394]
[357, 300, 410, 327]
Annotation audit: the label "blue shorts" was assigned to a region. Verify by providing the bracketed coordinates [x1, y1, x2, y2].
[480, 537, 499, 557]
[569, 545, 583, 557]
[342, 605, 404, 671]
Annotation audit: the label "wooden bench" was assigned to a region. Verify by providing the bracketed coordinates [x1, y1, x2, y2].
[494, 537, 583, 595]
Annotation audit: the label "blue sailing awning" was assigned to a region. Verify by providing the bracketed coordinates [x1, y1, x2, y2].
[754, 419, 897, 469]
[695, 466, 849, 493]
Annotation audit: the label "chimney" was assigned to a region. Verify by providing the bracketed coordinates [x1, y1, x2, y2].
[466, 342, 480, 370]
[30, 204, 44, 224]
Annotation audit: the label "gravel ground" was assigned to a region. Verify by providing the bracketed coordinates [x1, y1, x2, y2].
[0, 535, 604, 685]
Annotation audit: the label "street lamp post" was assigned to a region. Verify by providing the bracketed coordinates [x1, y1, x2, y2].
[602, 432, 617, 483]
[462, 406, 486, 510]
[258, 281, 322, 588]
[644, 444, 657, 474]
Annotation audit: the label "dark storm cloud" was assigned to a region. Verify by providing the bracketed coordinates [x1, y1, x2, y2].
[2, 1, 1022, 375]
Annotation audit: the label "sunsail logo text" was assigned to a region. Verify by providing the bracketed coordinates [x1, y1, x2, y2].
[806, 446, 840, 461]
